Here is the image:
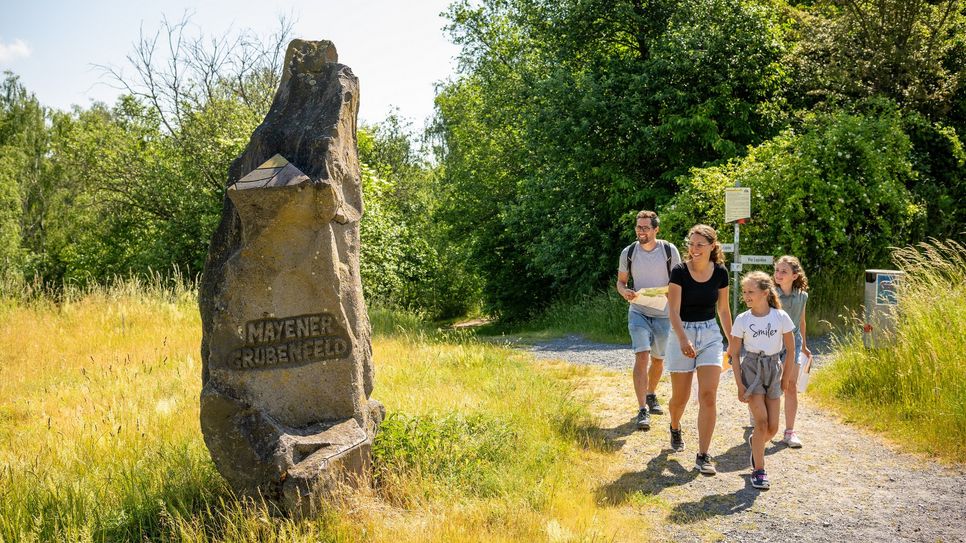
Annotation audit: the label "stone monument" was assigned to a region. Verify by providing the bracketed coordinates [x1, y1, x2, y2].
[198, 39, 382, 515]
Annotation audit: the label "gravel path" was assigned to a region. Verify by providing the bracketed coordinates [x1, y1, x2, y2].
[507, 335, 966, 543]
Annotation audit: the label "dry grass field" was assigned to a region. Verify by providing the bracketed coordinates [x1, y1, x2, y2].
[0, 282, 647, 542]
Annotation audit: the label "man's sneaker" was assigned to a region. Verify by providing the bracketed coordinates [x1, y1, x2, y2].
[751, 469, 770, 490]
[695, 453, 716, 475]
[646, 393, 664, 415]
[670, 425, 685, 452]
[783, 429, 803, 448]
[636, 407, 651, 431]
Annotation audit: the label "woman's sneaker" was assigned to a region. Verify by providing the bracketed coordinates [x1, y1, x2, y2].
[670, 425, 685, 451]
[783, 429, 802, 448]
[751, 469, 770, 489]
[695, 453, 716, 475]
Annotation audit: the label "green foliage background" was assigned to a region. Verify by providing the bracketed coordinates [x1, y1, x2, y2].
[2, 0, 965, 322]
[662, 102, 928, 284]
[432, 0, 966, 319]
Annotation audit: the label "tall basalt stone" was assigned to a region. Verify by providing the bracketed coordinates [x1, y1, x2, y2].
[198, 39, 382, 515]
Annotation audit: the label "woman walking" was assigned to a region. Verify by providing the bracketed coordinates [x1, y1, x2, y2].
[665, 224, 733, 474]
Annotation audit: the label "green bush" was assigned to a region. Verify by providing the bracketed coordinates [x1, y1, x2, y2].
[901, 111, 966, 239]
[661, 102, 926, 312]
[0, 150, 23, 276]
[359, 163, 481, 321]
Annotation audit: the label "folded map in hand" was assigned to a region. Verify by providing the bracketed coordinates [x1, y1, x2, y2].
[631, 286, 669, 311]
[635, 286, 669, 297]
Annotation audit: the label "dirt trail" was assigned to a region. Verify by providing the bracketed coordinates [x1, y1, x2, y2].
[522, 337, 966, 542]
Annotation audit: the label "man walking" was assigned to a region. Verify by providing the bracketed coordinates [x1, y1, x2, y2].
[617, 210, 681, 430]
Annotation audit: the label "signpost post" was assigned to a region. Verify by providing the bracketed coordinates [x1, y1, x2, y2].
[724, 186, 751, 316]
[724, 187, 775, 315]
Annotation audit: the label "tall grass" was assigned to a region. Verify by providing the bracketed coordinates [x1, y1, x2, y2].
[806, 274, 864, 336]
[0, 282, 643, 541]
[811, 239, 966, 461]
[504, 291, 629, 344]
[0, 268, 196, 310]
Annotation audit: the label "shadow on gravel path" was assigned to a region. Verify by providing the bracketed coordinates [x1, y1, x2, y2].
[598, 450, 701, 506]
[668, 488, 759, 524]
[511, 335, 966, 543]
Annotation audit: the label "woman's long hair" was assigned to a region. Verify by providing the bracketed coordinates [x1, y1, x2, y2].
[686, 224, 726, 265]
[776, 255, 809, 292]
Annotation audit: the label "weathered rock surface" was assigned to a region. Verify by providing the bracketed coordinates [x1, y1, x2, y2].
[198, 39, 382, 515]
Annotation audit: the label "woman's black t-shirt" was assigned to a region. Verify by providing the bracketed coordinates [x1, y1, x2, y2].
[669, 262, 729, 322]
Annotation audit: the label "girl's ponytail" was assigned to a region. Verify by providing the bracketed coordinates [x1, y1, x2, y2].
[766, 284, 781, 309]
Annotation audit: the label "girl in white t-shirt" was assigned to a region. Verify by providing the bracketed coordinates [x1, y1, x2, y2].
[728, 271, 795, 490]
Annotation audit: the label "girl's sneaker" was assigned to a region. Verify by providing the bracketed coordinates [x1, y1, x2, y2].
[750, 469, 770, 490]
[783, 429, 803, 448]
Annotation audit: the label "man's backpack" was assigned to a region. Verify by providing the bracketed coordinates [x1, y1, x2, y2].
[625, 240, 673, 290]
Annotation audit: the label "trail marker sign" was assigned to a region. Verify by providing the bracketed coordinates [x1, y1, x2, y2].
[740, 255, 774, 265]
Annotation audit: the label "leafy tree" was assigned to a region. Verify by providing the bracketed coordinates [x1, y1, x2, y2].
[359, 115, 481, 318]
[435, 0, 789, 318]
[0, 72, 50, 278]
[782, 1, 966, 242]
[662, 101, 926, 289]
[23, 16, 293, 284]
[786, 0, 966, 120]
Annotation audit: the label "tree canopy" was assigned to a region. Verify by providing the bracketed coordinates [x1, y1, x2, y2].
[1, 2, 964, 321]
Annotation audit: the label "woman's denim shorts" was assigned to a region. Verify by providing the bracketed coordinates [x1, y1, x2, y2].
[666, 319, 724, 373]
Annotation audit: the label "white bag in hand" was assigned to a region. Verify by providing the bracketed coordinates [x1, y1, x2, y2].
[797, 352, 812, 393]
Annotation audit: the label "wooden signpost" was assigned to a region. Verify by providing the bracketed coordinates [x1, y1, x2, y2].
[724, 186, 775, 315]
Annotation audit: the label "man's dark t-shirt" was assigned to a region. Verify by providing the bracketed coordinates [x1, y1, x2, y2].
[669, 262, 729, 322]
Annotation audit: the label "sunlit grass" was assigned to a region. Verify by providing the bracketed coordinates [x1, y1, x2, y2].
[806, 274, 863, 336]
[811, 239, 966, 461]
[0, 283, 645, 542]
[481, 291, 629, 344]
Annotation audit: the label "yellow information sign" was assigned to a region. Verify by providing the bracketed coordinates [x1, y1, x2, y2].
[725, 187, 751, 223]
